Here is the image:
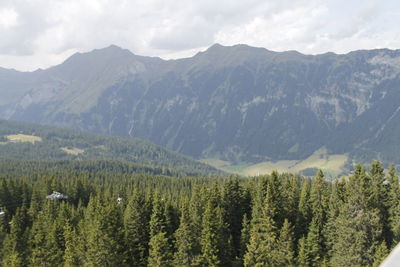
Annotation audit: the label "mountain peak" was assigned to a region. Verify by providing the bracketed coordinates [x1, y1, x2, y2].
[99, 44, 129, 53]
[191, 43, 273, 67]
[91, 44, 134, 56]
[205, 43, 253, 51]
[207, 43, 225, 50]
[201, 43, 272, 56]
[60, 44, 135, 67]
[105, 44, 123, 50]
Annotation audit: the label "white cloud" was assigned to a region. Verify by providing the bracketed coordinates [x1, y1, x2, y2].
[0, 0, 399, 71]
[214, 6, 328, 51]
[0, 8, 18, 29]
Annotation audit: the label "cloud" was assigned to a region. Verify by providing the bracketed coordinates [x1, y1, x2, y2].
[328, 0, 383, 39]
[0, 1, 49, 55]
[214, 6, 328, 51]
[0, 0, 399, 70]
[0, 8, 18, 29]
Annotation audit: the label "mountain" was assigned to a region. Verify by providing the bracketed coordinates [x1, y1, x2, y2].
[1, 44, 400, 174]
[0, 119, 224, 177]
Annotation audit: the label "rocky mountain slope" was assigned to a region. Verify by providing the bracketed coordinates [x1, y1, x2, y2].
[1, 44, 400, 169]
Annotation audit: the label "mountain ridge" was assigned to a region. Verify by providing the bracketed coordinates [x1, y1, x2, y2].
[1, 44, 400, 173]
[2, 44, 400, 73]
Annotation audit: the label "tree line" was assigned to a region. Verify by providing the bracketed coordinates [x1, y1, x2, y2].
[0, 160, 399, 266]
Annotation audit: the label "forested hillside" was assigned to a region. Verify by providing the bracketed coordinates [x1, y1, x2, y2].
[0, 158, 202, 178]
[0, 160, 398, 266]
[0, 119, 223, 177]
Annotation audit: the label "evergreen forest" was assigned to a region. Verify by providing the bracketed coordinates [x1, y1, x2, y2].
[0, 159, 398, 266]
[0, 119, 223, 177]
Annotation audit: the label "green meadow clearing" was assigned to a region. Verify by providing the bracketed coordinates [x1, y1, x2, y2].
[201, 147, 348, 177]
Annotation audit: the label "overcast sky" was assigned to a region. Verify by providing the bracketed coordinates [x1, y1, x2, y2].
[0, 0, 399, 71]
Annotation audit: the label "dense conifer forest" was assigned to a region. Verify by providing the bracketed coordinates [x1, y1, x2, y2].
[0, 159, 398, 266]
[0, 119, 223, 177]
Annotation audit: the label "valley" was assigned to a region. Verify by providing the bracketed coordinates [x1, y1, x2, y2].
[201, 147, 348, 178]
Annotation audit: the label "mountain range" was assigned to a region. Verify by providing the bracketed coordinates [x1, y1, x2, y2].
[1, 44, 400, 175]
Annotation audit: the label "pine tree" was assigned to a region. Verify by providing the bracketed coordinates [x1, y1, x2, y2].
[148, 232, 173, 267]
[297, 180, 311, 240]
[370, 161, 386, 209]
[281, 175, 299, 225]
[370, 161, 390, 243]
[147, 195, 173, 267]
[275, 219, 295, 266]
[63, 220, 83, 267]
[149, 194, 167, 237]
[244, 184, 278, 267]
[304, 217, 323, 267]
[164, 201, 179, 241]
[199, 201, 223, 267]
[221, 177, 247, 258]
[268, 171, 283, 226]
[239, 214, 251, 259]
[297, 236, 309, 267]
[310, 170, 328, 221]
[124, 190, 150, 266]
[84, 195, 125, 266]
[387, 164, 400, 244]
[330, 165, 383, 266]
[0, 216, 6, 261]
[188, 185, 206, 261]
[46, 203, 70, 265]
[305, 170, 328, 267]
[244, 215, 277, 267]
[372, 241, 389, 267]
[174, 201, 197, 267]
[30, 201, 58, 266]
[323, 177, 346, 259]
[2, 206, 30, 267]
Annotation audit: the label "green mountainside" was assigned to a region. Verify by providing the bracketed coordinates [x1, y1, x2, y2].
[0, 119, 223, 177]
[1, 44, 400, 174]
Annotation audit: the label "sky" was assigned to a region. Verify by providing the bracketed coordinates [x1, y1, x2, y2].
[0, 0, 399, 71]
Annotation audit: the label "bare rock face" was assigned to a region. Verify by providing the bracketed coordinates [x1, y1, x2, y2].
[1, 44, 400, 164]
